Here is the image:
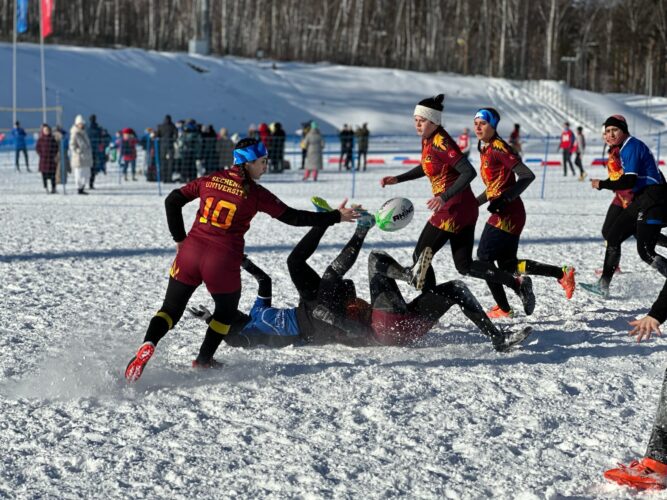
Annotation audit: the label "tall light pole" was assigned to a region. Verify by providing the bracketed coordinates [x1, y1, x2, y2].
[189, 0, 210, 55]
[561, 56, 577, 87]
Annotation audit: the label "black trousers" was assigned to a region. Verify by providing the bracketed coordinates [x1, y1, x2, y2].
[288, 224, 369, 314]
[41, 172, 56, 191]
[413, 222, 519, 294]
[476, 224, 563, 312]
[562, 150, 575, 176]
[143, 277, 241, 362]
[574, 153, 585, 176]
[368, 251, 502, 342]
[599, 203, 638, 286]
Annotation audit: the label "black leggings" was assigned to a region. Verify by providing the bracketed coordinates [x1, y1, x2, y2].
[599, 203, 638, 285]
[288, 224, 370, 314]
[574, 153, 585, 176]
[368, 251, 502, 342]
[601, 194, 667, 286]
[562, 150, 575, 176]
[287, 225, 327, 302]
[413, 222, 519, 293]
[42, 172, 56, 191]
[477, 224, 563, 312]
[143, 277, 241, 362]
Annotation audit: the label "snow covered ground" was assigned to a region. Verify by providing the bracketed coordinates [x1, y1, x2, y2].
[2, 157, 667, 498]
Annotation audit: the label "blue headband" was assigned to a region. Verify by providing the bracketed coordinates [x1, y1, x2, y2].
[474, 109, 499, 129]
[233, 141, 268, 164]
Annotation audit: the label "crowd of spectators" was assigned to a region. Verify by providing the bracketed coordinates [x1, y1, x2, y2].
[8, 115, 373, 191]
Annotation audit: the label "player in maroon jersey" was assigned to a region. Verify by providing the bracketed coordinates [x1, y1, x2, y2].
[380, 94, 535, 314]
[125, 138, 359, 382]
[473, 108, 576, 318]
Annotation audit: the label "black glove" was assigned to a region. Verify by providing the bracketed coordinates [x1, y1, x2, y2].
[487, 196, 508, 214]
[188, 304, 212, 323]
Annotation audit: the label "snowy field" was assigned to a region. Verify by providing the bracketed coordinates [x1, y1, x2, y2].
[2, 157, 667, 498]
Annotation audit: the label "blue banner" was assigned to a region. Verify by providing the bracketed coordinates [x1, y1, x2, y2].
[17, 0, 28, 33]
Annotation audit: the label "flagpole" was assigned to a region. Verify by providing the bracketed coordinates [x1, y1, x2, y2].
[12, 0, 17, 125]
[39, 0, 47, 123]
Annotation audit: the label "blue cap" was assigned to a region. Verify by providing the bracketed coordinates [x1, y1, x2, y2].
[474, 109, 500, 129]
[233, 141, 268, 164]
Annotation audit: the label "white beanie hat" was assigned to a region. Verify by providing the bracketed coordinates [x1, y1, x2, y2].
[414, 94, 445, 125]
[75, 114, 85, 126]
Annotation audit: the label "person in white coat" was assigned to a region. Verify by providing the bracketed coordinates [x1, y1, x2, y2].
[69, 114, 93, 195]
[303, 121, 324, 182]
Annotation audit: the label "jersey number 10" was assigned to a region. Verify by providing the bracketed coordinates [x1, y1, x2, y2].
[199, 197, 237, 229]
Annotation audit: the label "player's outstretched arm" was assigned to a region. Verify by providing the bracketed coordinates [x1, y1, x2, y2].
[629, 315, 662, 343]
[277, 206, 359, 226]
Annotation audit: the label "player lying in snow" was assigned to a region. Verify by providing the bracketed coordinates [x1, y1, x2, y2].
[190, 198, 532, 352]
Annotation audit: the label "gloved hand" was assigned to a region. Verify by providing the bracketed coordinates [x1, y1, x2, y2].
[188, 304, 212, 322]
[487, 196, 509, 214]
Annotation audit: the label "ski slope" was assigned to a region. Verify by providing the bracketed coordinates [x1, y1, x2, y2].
[1, 159, 667, 498]
[1, 43, 664, 140]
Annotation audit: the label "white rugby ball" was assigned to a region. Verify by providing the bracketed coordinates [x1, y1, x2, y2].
[375, 197, 415, 232]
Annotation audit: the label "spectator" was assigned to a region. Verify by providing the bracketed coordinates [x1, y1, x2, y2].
[86, 114, 105, 189]
[509, 123, 522, 157]
[339, 123, 354, 171]
[99, 128, 111, 174]
[201, 124, 218, 174]
[258, 123, 270, 148]
[53, 125, 70, 187]
[269, 122, 286, 173]
[173, 120, 185, 180]
[573, 126, 587, 181]
[457, 127, 471, 159]
[106, 131, 120, 164]
[356, 123, 370, 171]
[11, 121, 30, 172]
[181, 120, 202, 182]
[299, 121, 311, 170]
[119, 128, 139, 181]
[36, 123, 58, 193]
[303, 121, 324, 182]
[69, 114, 93, 195]
[558, 122, 576, 176]
[157, 114, 178, 183]
[216, 128, 234, 169]
[141, 128, 158, 181]
[247, 123, 259, 141]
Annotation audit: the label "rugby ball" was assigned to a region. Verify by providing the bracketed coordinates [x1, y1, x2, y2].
[375, 197, 414, 232]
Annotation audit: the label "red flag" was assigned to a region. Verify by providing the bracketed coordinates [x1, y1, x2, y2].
[41, 0, 53, 38]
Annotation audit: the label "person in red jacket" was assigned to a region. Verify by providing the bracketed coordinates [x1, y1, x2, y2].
[118, 128, 139, 181]
[35, 124, 59, 193]
[456, 127, 471, 158]
[124, 138, 359, 382]
[558, 122, 576, 176]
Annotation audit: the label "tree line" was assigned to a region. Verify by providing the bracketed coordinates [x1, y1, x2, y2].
[1, 0, 665, 96]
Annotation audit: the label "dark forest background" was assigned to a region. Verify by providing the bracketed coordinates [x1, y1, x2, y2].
[1, 0, 666, 96]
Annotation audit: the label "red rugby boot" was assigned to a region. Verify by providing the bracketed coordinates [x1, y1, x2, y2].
[604, 457, 667, 491]
[125, 342, 155, 382]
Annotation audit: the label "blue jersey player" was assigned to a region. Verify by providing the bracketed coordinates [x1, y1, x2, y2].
[582, 115, 667, 298]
